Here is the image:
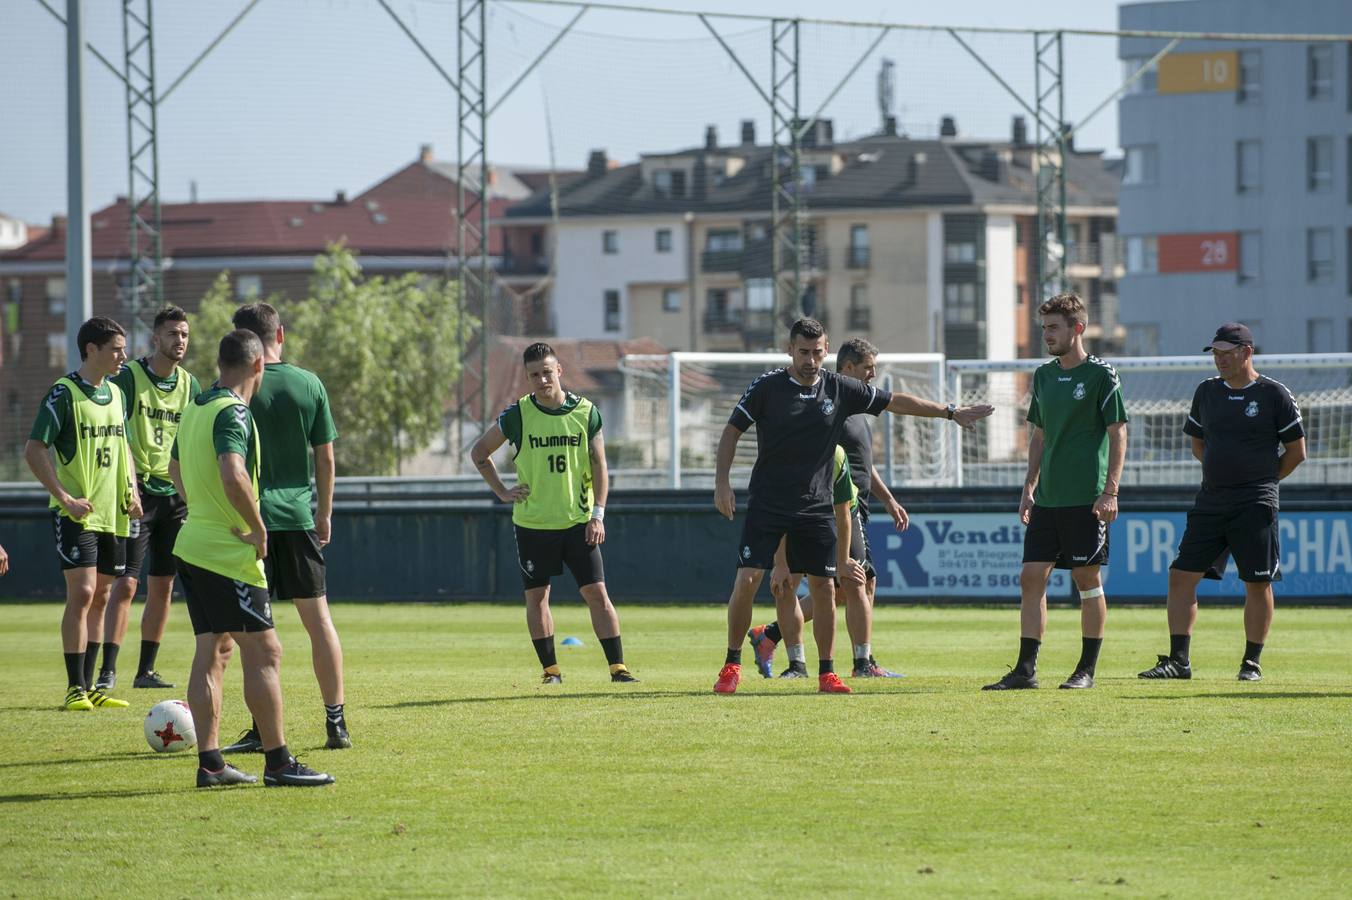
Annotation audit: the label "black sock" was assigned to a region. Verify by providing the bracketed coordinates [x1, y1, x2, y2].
[725, 648, 742, 666]
[138, 640, 160, 675]
[64, 652, 83, 689]
[854, 656, 869, 671]
[1016, 638, 1040, 676]
[819, 659, 834, 675]
[1170, 633, 1191, 664]
[82, 642, 100, 689]
[1076, 637, 1103, 675]
[264, 745, 291, 770]
[599, 635, 624, 666]
[198, 749, 225, 772]
[1244, 641, 1264, 663]
[531, 636, 558, 670]
[101, 642, 119, 673]
[325, 703, 345, 727]
[764, 621, 783, 643]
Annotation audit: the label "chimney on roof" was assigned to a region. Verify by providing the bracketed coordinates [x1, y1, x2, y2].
[1011, 116, 1028, 147]
[587, 149, 608, 179]
[939, 116, 957, 138]
[883, 115, 897, 136]
[420, 143, 434, 163]
[51, 214, 67, 232]
[705, 125, 718, 151]
[335, 190, 347, 205]
[190, 180, 198, 203]
[740, 119, 755, 145]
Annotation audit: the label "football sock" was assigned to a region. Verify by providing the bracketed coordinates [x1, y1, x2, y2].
[725, 648, 742, 666]
[818, 659, 834, 676]
[101, 642, 119, 674]
[600, 635, 624, 666]
[763, 621, 783, 644]
[138, 640, 160, 675]
[1015, 637, 1040, 676]
[82, 642, 100, 689]
[853, 643, 871, 669]
[324, 703, 345, 727]
[1170, 634, 1191, 664]
[531, 635, 557, 670]
[1244, 641, 1264, 663]
[64, 652, 83, 689]
[264, 745, 292, 770]
[1075, 637, 1103, 675]
[786, 644, 806, 664]
[198, 749, 225, 772]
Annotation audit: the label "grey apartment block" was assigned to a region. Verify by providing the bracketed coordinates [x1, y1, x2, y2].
[1118, 0, 1352, 355]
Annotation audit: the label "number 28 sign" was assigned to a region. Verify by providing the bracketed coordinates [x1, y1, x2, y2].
[1157, 232, 1239, 273]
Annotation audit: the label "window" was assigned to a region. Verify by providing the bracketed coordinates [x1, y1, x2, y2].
[603, 289, 621, 331]
[1125, 324, 1160, 357]
[1236, 140, 1262, 193]
[704, 287, 744, 331]
[944, 241, 977, 263]
[662, 288, 681, 312]
[45, 277, 67, 316]
[602, 231, 618, 254]
[1308, 228, 1334, 283]
[1238, 49, 1261, 103]
[848, 283, 870, 329]
[1308, 137, 1333, 192]
[1122, 57, 1157, 95]
[655, 228, 672, 253]
[745, 278, 773, 311]
[1239, 231, 1261, 282]
[1308, 45, 1333, 100]
[705, 229, 743, 253]
[1125, 236, 1158, 274]
[943, 282, 979, 324]
[653, 169, 686, 199]
[848, 224, 870, 268]
[1123, 145, 1158, 186]
[236, 274, 262, 300]
[1308, 318, 1335, 353]
[46, 331, 66, 368]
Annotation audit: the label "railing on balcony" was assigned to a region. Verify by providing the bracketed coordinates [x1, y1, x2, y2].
[498, 254, 549, 276]
[846, 246, 870, 269]
[847, 306, 871, 329]
[1064, 241, 1122, 271]
[701, 249, 743, 273]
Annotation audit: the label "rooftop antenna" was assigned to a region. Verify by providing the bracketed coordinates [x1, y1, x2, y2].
[877, 58, 895, 130]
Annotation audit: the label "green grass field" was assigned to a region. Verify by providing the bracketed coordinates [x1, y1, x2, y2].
[2, 601, 1350, 897]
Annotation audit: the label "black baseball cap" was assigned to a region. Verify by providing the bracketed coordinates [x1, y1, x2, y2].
[1203, 322, 1254, 352]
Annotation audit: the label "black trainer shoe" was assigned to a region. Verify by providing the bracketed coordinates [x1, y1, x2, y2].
[197, 763, 258, 788]
[982, 670, 1038, 691]
[325, 720, 352, 750]
[1237, 659, 1263, 682]
[778, 664, 809, 679]
[133, 670, 175, 689]
[94, 669, 116, 691]
[541, 672, 562, 685]
[1138, 655, 1192, 679]
[222, 727, 264, 754]
[1058, 670, 1095, 689]
[264, 757, 335, 787]
[610, 668, 640, 683]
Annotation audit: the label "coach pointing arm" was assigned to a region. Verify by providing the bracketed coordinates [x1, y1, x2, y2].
[885, 391, 994, 429]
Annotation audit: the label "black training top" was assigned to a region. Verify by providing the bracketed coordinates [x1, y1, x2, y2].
[840, 413, 874, 498]
[729, 368, 890, 516]
[1183, 374, 1304, 508]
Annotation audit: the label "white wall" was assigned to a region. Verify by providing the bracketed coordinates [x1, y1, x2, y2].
[984, 215, 1017, 360]
[0, 216, 28, 251]
[925, 212, 944, 353]
[553, 217, 688, 339]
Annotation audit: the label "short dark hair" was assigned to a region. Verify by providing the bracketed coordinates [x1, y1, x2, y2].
[1038, 293, 1088, 328]
[836, 337, 877, 371]
[218, 329, 263, 372]
[789, 318, 825, 343]
[76, 316, 126, 361]
[152, 306, 188, 331]
[232, 302, 281, 346]
[523, 342, 556, 366]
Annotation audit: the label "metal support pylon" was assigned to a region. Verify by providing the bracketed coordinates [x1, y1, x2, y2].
[122, 0, 162, 353]
[1034, 30, 1066, 302]
[770, 18, 802, 344]
[456, 0, 489, 456]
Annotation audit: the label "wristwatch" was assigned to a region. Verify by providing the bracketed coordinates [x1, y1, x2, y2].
[946, 403, 956, 421]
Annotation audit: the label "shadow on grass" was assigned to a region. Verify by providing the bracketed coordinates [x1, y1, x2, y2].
[0, 750, 170, 770]
[377, 687, 931, 709]
[1121, 691, 1352, 701]
[0, 786, 198, 804]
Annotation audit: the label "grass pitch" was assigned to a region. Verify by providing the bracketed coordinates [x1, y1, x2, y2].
[1, 601, 1350, 898]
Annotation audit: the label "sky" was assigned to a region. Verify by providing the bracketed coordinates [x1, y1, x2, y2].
[0, 0, 1129, 225]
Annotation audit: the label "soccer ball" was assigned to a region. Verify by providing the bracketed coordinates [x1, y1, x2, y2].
[144, 700, 196, 753]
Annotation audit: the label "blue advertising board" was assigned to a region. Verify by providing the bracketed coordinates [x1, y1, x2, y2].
[870, 511, 1352, 600]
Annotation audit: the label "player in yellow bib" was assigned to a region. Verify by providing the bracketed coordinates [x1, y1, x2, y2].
[25, 316, 140, 711]
[97, 306, 200, 691]
[471, 342, 638, 684]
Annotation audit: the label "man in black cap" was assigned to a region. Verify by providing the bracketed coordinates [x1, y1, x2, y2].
[1139, 322, 1306, 683]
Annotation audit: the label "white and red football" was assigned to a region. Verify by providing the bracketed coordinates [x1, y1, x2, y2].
[143, 699, 196, 753]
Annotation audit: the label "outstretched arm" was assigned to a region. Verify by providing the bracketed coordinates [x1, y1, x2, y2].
[885, 392, 994, 428]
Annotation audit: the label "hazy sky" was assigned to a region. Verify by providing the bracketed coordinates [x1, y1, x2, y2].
[1, 0, 1128, 225]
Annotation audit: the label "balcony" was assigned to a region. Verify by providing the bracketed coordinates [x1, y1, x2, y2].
[1063, 241, 1121, 272]
[498, 254, 548, 276]
[701, 249, 743, 273]
[846, 246, 870, 269]
[847, 306, 871, 330]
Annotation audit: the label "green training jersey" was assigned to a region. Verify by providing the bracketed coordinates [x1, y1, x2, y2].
[112, 358, 201, 497]
[1027, 356, 1129, 507]
[249, 362, 337, 532]
[172, 388, 266, 587]
[499, 392, 602, 530]
[29, 375, 133, 536]
[832, 445, 857, 510]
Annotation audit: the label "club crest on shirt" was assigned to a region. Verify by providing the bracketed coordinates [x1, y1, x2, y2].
[1245, 401, 1259, 417]
[741, 545, 751, 559]
[820, 399, 834, 416]
[1072, 383, 1086, 400]
[525, 560, 535, 574]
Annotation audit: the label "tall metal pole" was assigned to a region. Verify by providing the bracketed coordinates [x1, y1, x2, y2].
[770, 18, 802, 347]
[1034, 30, 1066, 302]
[66, 0, 92, 366]
[456, 0, 490, 460]
[122, 0, 163, 354]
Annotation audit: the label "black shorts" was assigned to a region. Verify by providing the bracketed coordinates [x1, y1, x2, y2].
[264, 530, 327, 601]
[737, 502, 837, 579]
[123, 491, 187, 580]
[514, 523, 604, 590]
[854, 503, 876, 580]
[1022, 504, 1109, 569]
[52, 510, 125, 576]
[1172, 502, 1282, 583]
[176, 558, 274, 635]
